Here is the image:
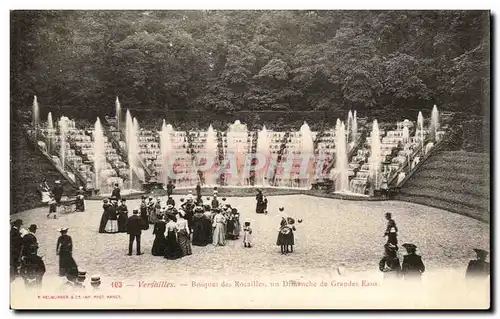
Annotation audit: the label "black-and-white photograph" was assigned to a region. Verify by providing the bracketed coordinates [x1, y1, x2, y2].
[9, 9, 490, 309]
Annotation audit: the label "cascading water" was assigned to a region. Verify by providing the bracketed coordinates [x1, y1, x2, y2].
[32, 96, 39, 130]
[346, 110, 353, 143]
[298, 122, 314, 188]
[226, 120, 247, 186]
[256, 125, 271, 186]
[47, 112, 53, 153]
[334, 121, 349, 193]
[115, 97, 121, 131]
[416, 111, 424, 150]
[431, 105, 440, 141]
[125, 110, 137, 189]
[160, 121, 174, 185]
[58, 116, 69, 169]
[402, 126, 410, 144]
[368, 119, 381, 191]
[204, 124, 218, 186]
[93, 118, 106, 190]
[352, 110, 358, 145]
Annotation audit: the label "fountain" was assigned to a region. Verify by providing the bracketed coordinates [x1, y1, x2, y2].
[125, 110, 139, 189]
[352, 110, 358, 145]
[58, 116, 70, 169]
[256, 125, 271, 186]
[47, 112, 53, 153]
[334, 120, 349, 193]
[402, 126, 409, 144]
[115, 97, 121, 131]
[346, 110, 353, 143]
[226, 120, 248, 186]
[93, 118, 106, 190]
[203, 124, 218, 186]
[32, 96, 39, 130]
[416, 111, 425, 151]
[368, 119, 381, 191]
[159, 120, 172, 185]
[298, 122, 314, 188]
[430, 105, 440, 141]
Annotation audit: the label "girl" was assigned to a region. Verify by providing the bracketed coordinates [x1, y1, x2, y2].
[243, 220, 252, 248]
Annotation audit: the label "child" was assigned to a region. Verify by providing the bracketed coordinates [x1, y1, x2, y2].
[47, 196, 58, 219]
[243, 220, 252, 248]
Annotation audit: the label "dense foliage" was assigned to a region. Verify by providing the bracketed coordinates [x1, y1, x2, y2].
[11, 10, 490, 125]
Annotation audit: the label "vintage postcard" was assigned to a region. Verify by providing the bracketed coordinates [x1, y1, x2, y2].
[10, 9, 490, 310]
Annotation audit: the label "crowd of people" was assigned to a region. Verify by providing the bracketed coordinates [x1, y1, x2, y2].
[11, 185, 489, 292]
[378, 212, 490, 282]
[10, 219, 101, 291]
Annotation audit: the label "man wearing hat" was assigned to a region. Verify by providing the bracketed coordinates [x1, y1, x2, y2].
[196, 182, 202, 202]
[466, 249, 490, 279]
[90, 275, 101, 290]
[384, 213, 398, 248]
[111, 183, 121, 200]
[76, 271, 87, 289]
[52, 180, 64, 205]
[127, 210, 143, 256]
[22, 224, 39, 257]
[10, 219, 24, 281]
[401, 243, 425, 280]
[379, 243, 401, 279]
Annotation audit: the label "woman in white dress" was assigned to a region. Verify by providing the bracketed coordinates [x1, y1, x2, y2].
[212, 209, 226, 246]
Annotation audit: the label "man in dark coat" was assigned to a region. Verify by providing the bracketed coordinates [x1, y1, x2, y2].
[401, 243, 425, 280]
[10, 219, 24, 281]
[379, 243, 401, 279]
[20, 252, 46, 289]
[111, 183, 121, 200]
[22, 224, 39, 257]
[384, 212, 398, 248]
[466, 249, 490, 279]
[52, 180, 64, 205]
[255, 189, 264, 214]
[166, 180, 175, 197]
[127, 210, 143, 256]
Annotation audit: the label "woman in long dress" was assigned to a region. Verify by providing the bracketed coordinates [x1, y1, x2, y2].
[56, 228, 78, 277]
[212, 209, 226, 246]
[98, 200, 110, 233]
[164, 216, 183, 260]
[176, 210, 192, 256]
[151, 215, 166, 256]
[276, 217, 288, 254]
[192, 208, 208, 246]
[117, 199, 128, 233]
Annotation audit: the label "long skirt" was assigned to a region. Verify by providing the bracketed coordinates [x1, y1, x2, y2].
[140, 214, 149, 230]
[177, 230, 192, 256]
[117, 214, 128, 233]
[276, 230, 294, 246]
[192, 219, 208, 246]
[212, 223, 226, 246]
[164, 231, 183, 260]
[98, 212, 109, 233]
[226, 220, 235, 239]
[58, 253, 78, 277]
[105, 219, 118, 233]
[232, 221, 241, 238]
[151, 235, 165, 256]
